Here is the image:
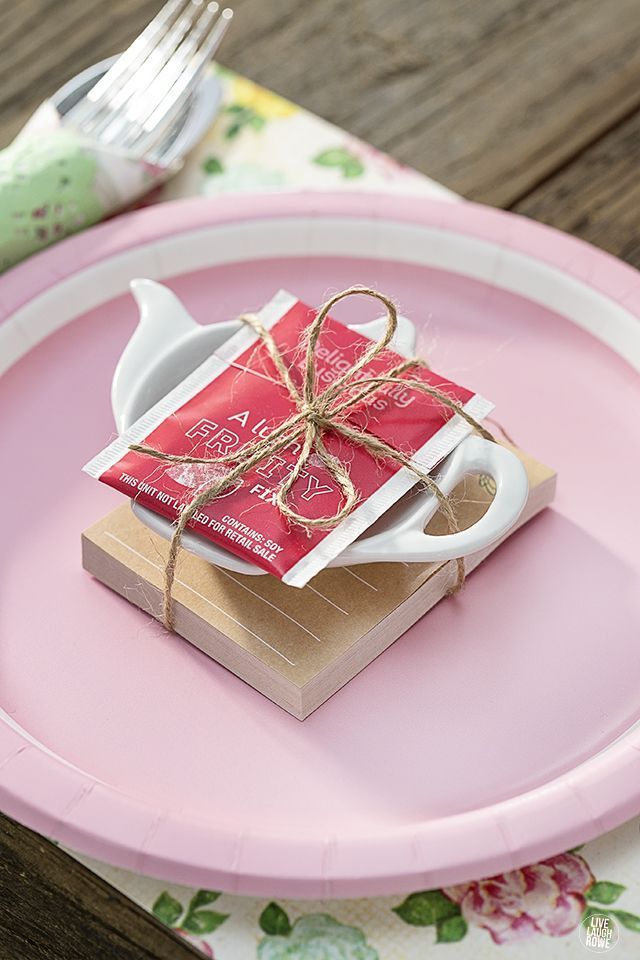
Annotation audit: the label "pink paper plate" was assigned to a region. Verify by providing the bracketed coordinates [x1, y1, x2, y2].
[1, 192, 639, 898]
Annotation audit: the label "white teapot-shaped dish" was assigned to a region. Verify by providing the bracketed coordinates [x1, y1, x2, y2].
[112, 280, 528, 577]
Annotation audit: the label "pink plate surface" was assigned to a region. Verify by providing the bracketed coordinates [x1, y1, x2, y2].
[1, 193, 639, 898]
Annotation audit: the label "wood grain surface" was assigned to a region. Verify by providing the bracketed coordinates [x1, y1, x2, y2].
[1, 0, 639, 957]
[0, 813, 199, 960]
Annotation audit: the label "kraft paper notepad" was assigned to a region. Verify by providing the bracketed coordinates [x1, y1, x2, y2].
[82, 446, 555, 719]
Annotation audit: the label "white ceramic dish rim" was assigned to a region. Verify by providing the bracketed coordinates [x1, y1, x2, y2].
[110, 280, 528, 576]
[0, 192, 639, 898]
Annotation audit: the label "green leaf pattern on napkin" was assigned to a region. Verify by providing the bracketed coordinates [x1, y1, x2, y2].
[152, 889, 228, 955]
[313, 148, 365, 179]
[259, 902, 293, 937]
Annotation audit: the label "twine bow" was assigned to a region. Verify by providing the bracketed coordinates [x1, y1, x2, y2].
[131, 286, 494, 630]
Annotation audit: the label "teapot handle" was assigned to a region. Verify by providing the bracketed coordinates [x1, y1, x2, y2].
[342, 436, 529, 565]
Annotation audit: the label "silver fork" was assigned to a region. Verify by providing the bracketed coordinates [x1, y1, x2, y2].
[64, 0, 232, 164]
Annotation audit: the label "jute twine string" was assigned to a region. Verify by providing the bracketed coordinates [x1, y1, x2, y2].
[130, 286, 495, 630]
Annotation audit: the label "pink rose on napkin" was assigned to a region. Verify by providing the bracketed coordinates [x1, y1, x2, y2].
[443, 853, 594, 944]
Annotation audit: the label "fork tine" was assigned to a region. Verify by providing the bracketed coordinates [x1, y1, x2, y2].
[85, 2, 209, 144]
[130, 6, 233, 155]
[64, 0, 233, 163]
[118, 1, 221, 139]
[66, 0, 189, 126]
[90, 7, 197, 128]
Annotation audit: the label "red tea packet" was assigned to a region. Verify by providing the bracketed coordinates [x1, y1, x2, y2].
[84, 291, 492, 586]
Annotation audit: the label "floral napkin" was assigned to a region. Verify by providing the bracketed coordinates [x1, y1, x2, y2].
[72, 819, 640, 959]
[0, 100, 172, 272]
[158, 67, 455, 203]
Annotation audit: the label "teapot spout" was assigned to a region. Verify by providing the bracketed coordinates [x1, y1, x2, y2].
[130, 278, 197, 338]
[111, 280, 199, 432]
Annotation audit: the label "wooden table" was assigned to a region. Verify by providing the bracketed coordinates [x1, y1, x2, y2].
[1, 0, 638, 956]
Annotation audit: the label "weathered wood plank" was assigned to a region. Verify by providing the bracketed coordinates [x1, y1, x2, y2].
[0, 813, 199, 960]
[512, 107, 640, 269]
[2, 0, 640, 208]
